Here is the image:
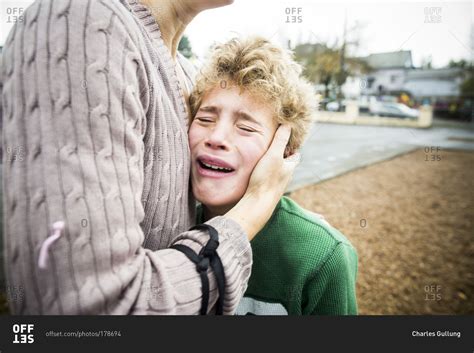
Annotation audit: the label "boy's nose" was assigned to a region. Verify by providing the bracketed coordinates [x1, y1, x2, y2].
[205, 137, 229, 151]
[205, 126, 231, 151]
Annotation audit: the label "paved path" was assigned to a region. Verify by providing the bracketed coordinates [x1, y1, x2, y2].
[289, 123, 474, 191]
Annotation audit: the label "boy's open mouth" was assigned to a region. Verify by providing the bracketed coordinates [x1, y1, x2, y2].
[196, 156, 236, 175]
[198, 160, 234, 173]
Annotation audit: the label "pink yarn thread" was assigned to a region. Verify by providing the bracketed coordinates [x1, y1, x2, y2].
[38, 221, 65, 270]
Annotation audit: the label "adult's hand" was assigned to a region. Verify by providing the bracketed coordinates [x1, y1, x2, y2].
[226, 125, 300, 239]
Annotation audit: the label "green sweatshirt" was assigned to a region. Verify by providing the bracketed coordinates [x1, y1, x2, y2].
[198, 196, 358, 315]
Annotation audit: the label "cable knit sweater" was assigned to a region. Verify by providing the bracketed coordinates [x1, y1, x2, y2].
[1, 0, 252, 315]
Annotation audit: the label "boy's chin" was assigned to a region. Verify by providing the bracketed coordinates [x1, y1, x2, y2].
[193, 185, 244, 208]
[195, 195, 240, 215]
[199, 198, 233, 210]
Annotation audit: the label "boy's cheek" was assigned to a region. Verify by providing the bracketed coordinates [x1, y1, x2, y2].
[188, 127, 201, 151]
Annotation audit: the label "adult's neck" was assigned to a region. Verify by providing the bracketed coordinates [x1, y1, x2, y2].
[139, 0, 196, 59]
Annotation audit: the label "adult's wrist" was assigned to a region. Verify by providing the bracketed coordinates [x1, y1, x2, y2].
[225, 192, 275, 240]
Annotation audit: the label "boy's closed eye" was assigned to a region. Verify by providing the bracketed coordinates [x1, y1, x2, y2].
[196, 117, 215, 123]
[195, 116, 263, 135]
[237, 124, 258, 133]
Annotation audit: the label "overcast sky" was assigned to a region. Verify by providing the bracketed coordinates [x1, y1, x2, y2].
[1, 0, 472, 68]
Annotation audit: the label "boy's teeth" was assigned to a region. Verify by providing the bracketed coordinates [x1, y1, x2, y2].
[202, 162, 232, 171]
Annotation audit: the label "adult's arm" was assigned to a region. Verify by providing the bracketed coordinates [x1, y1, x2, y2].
[2, 0, 251, 315]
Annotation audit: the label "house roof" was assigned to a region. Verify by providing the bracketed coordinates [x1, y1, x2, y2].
[362, 50, 413, 69]
[405, 67, 464, 80]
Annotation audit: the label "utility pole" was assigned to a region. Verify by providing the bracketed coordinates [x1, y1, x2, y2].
[338, 8, 348, 103]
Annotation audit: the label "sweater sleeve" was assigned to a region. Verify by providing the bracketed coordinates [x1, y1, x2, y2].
[302, 243, 358, 315]
[1, 0, 251, 315]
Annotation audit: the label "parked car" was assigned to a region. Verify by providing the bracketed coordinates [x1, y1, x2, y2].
[324, 100, 348, 112]
[370, 102, 419, 119]
[326, 101, 340, 111]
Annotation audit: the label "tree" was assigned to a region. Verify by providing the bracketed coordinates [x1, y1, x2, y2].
[421, 55, 433, 69]
[460, 63, 473, 99]
[294, 43, 338, 98]
[293, 17, 369, 99]
[178, 35, 193, 59]
[294, 42, 369, 99]
[448, 59, 468, 68]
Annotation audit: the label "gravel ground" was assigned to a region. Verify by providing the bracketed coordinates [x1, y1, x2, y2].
[291, 148, 474, 314]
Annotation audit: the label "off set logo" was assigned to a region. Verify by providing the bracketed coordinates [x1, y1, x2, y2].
[13, 324, 35, 343]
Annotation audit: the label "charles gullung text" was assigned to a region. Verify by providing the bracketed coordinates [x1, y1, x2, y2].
[412, 330, 461, 338]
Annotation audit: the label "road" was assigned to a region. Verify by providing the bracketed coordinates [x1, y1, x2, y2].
[289, 122, 474, 191]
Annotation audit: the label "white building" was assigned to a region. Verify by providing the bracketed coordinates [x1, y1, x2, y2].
[361, 50, 413, 96]
[343, 50, 466, 103]
[402, 68, 464, 100]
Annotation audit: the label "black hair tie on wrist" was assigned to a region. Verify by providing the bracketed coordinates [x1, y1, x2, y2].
[170, 224, 226, 315]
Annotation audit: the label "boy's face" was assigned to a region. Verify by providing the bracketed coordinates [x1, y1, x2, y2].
[189, 85, 278, 214]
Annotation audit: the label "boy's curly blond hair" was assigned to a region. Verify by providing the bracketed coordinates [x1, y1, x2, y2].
[189, 36, 316, 153]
